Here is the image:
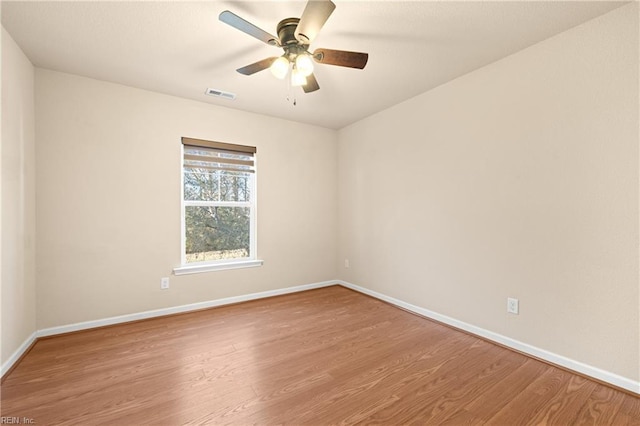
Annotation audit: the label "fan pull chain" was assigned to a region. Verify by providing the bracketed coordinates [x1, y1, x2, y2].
[285, 62, 297, 106]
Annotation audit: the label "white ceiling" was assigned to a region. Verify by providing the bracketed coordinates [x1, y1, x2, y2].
[2, 1, 626, 129]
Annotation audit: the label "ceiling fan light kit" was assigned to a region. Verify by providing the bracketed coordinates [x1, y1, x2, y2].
[219, 0, 368, 94]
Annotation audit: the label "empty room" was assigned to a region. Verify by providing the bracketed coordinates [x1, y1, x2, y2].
[2, 0, 639, 424]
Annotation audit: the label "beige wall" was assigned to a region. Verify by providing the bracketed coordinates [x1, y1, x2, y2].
[5, 2, 638, 387]
[1, 28, 37, 365]
[35, 69, 338, 329]
[338, 3, 639, 381]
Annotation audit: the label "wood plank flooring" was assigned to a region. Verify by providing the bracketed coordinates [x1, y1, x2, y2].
[1, 285, 639, 425]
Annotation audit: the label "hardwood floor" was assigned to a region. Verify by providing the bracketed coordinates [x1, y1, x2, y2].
[2, 285, 638, 425]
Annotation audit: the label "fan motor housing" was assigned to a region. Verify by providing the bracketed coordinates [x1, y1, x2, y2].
[277, 18, 303, 46]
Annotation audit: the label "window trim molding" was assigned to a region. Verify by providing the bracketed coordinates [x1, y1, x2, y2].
[173, 259, 263, 275]
[178, 139, 259, 272]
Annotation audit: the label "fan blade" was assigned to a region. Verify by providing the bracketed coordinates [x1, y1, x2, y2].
[295, 0, 336, 44]
[237, 57, 278, 75]
[303, 73, 320, 93]
[313, 48, 368, 69]
[219, 11, 279, 46]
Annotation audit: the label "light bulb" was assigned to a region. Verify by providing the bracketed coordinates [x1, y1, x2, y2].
[270, 56, 289, 79]
[295, 54, 314, 77]
[291, 68, 306, 86]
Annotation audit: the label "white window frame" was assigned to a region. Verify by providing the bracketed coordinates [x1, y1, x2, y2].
[173, 140, 262, 275]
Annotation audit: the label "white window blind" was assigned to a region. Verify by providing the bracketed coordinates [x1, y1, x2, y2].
[182, 137, 256, 174]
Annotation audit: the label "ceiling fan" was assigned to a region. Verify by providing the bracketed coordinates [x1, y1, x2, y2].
[219, 0, 368, 93]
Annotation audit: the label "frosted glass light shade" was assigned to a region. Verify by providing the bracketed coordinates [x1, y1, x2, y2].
[270, 57, 289, 79]
[291, 68, 306, 86]
[295, 54, 314, 77]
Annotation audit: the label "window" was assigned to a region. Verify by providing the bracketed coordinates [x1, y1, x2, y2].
[174, 137, 262, 275]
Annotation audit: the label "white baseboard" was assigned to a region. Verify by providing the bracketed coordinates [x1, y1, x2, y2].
[4, 279, 639, 396]
[337, 280, 640, 395]
[37, 280, 337, 337]
[2, 280, 337, 377]
[1, 331, 37, 377]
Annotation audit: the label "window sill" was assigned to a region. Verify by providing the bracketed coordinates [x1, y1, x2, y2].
[173, 259, 263, 275]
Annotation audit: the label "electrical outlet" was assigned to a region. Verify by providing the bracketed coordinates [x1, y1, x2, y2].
[161, 277, 170, 290]
[344, 258, 350, 268]
[507, 297, 519, 314]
